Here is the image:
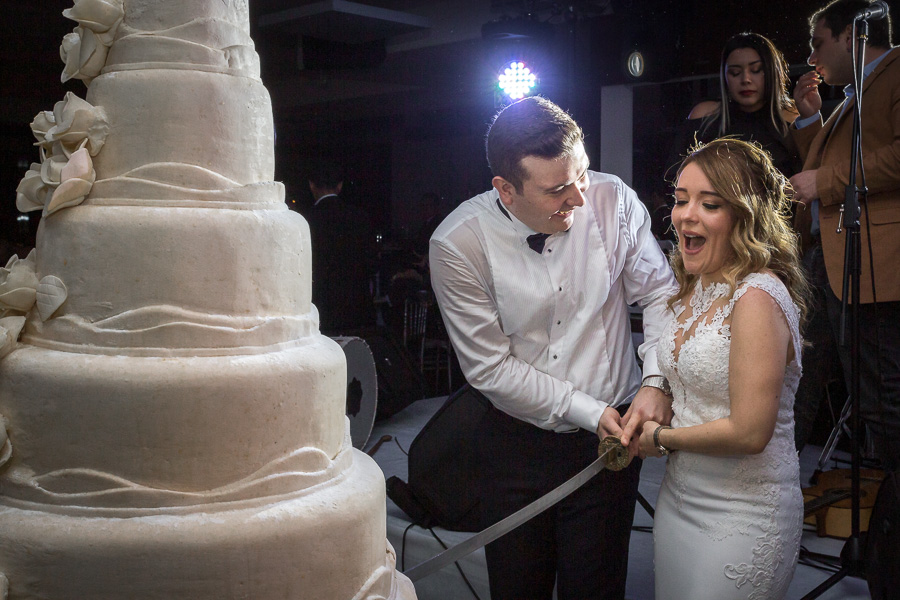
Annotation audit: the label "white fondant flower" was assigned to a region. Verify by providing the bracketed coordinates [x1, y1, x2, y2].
[0, 251, 39, 316]
[40, 152, 69, 186]
[15, 165, 53, 213]
[16, 95, 106, 215]
[45, 92, 109, 157]
[0, 316, 26, 360]
[36, 276, 68, 322]
[60, 0, 124, 84]
[46, 147, 96, 215]
[63, 0, 124, 39]
[30, 111, 56, 149]
[18, 152, 72, 214]
[60, 28, 110, 85]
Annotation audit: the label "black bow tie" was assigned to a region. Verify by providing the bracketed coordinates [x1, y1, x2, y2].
[527, 232, 551, 254]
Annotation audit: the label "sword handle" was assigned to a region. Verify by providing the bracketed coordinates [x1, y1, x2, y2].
[598, 436, 631, 471]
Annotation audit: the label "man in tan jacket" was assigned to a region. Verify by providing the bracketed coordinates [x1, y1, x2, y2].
[791, 0, 900, 471]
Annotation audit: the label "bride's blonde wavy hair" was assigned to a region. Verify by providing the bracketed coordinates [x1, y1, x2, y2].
[668, 138, 810, 328]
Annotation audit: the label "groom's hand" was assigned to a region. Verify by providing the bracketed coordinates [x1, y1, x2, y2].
[619, 387, 673, 457]
[596, 406, 624, 440]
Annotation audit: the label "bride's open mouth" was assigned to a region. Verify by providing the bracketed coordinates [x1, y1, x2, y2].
[683, 234, 706, 251]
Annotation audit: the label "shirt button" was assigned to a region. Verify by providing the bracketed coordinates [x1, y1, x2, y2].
[553, 355, 558, 359]
[557, 320, 561, 325]
[558, 286, 562, 291]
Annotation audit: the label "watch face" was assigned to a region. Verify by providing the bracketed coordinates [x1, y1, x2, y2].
[644, 377, 671, 395]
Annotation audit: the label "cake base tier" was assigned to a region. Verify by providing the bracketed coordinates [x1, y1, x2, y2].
[0, 450, 415, 600]
[0, 338, 346, 504]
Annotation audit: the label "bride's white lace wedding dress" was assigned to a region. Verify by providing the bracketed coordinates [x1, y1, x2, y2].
[653, 272, 804, 600]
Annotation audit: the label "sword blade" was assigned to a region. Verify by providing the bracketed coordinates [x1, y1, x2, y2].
[403, 444, 619, 582]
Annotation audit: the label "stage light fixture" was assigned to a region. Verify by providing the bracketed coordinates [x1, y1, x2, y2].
[626, 50, 645, 79]
[498, 61, 537, 100]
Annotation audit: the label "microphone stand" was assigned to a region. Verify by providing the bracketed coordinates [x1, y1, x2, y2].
[801, 18, 870, 600]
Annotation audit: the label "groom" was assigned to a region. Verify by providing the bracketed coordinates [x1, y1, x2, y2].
[429, 96, 676, 599]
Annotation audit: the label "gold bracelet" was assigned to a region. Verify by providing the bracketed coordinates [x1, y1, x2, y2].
[653, 425, 673, 456]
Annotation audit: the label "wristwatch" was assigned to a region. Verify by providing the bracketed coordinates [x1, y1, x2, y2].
[641, 375, 672, 396]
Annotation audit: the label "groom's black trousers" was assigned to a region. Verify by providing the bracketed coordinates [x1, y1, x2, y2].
[475, 401, 642, 600]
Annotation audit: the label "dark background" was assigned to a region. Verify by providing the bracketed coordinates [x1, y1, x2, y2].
[1, 0, 894, 258]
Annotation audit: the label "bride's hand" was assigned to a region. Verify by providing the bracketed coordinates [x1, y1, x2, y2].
[620, 386, 673, 453]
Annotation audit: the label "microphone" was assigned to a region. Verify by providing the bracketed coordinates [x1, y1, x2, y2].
[854, 0, 889, 20]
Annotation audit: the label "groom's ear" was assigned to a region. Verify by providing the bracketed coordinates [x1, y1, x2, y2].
[493, 176, 517, 207]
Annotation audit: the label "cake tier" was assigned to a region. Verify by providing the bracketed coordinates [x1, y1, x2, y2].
[0, 339, 346, 506]
[106, 0, 260, 78]
[86, 69, 275, 194]
[27, 202, 312, 352]
[118, 0, 250, 33]
[0, 449, 415, 600]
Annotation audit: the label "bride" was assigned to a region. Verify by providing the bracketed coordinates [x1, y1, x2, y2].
[638, 138, 810, 599]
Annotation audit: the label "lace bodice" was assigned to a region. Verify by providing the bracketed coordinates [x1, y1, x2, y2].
[659, 272, 802, 431]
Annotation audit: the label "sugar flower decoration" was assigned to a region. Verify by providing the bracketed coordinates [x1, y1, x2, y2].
[61, 28, 109, 85]
[30, 111, 56, 148]
[0, 251, 39, 317]
[36, 276, 68, 322]
[46, 148, 96, 215]
[45, 92, 109, 158]
[0, 316, 26, 361]
[63, 0, 125, 40]
[15, 93, 108, 215]
[15, 165, 53, 213]
[60, 0, 124, 85]
[0, 251, 68, 326]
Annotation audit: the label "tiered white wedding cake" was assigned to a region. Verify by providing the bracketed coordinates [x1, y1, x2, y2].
[0, 1, 415, 598]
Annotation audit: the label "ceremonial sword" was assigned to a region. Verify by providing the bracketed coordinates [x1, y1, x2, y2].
[403, 435, 631, 582]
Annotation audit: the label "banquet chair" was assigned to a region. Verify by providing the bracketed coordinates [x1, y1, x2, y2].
[403, 290, 453, 394]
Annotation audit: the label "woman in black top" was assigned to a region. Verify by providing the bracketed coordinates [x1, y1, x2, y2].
[669, 32, 801, 179]
[669, 32, 842, 455]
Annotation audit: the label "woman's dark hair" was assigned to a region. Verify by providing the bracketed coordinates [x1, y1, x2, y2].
[704, 33, 796, 139]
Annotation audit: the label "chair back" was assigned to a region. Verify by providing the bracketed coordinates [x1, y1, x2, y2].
[402, 290, 430, 356]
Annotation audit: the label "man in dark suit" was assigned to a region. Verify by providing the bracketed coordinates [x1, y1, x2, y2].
[791, 0, 900, 471]
[305, 164, 377, 335]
